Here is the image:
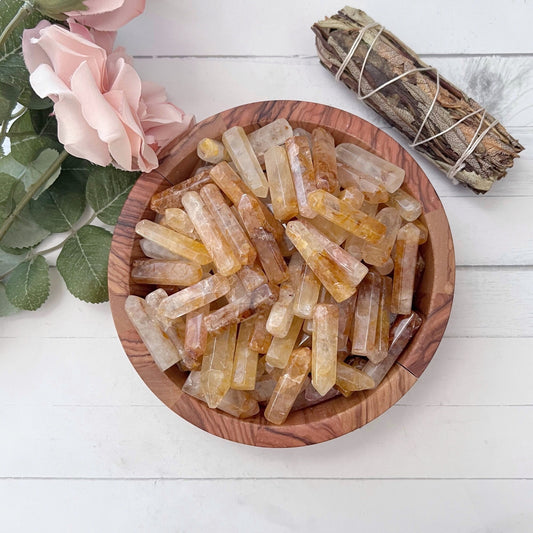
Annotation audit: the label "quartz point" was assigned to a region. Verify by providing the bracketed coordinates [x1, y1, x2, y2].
[150, 168, 213, 213]
[184, 371, 259, 418]
[249, 311, 273, 353]
[386, 189, 422, 221]
[309, 215, 349, 245]
[161, 208, 198, 240]
[266, 279, 296, 338]
[222, 126, 269, 197]
[363, 311, 423, 387]
[336, 292, 357, 356]
[204, 283, 278, 334]
[200, 183, 257, 266]
[307, 189, 386, 244]
[264, 145, 299, 222]
[336, 143, 404, 193]
[293, 127, 313, 144]
[248, 118, 293, 165]
[362, 207, 402, 266]
[373, 275, 392, 364]
[336, 361, 375, 391]
[125, 295, 180, 371]
[139, 238, 184, 260]
[292, 262, 321, 319]
[237, 263, 268, 292]
[374, 257, 394, 276]
[225, 273, 248, 302]
[131, 259, 203, 286]
[351, 271, 382, 357]
[183, 304, 209, 370]
[158, 273, 231, 320]
[238, 194, 289, 285]
[182, 191, 241, 276]
[312, 303, 339, 396]
[286, 220, 368, 302]
[197, 138, 228, 164]
[209, 161, 253, 204]
[264, 347, 312, 424]
[200, 324, 238, 408]
[285, 136, 318, 218]
[265, 316, 304, 369]
[135, 220, 212, 266]
[413, 219, 428, 244]
[338, 186, 364, 210]
[357, 174, 390, 204]
[231, 320, 259, 390]
[391, 223, 420, 314]
[343, 234, 364, 261]
[312, 127, 339, 193]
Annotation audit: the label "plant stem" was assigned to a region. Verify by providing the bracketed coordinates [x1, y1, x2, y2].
[10, 106, 27, 120]
[0, 1, 34, 51]
[0, 120, 8, 155]
[0, 149, 68, 242]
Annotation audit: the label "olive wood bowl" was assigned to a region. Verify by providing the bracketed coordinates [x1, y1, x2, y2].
[109, 100, 455, 448]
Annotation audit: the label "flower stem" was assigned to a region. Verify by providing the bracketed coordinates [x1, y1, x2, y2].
[0, 149, 68, 243]
[0, 1, 34, 51]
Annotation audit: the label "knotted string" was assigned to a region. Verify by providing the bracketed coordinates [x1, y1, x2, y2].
[334, 23, 499, 179]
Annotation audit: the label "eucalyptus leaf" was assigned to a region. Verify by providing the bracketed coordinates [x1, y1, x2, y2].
[30, 169, 86, 232]
[0, 246, 28, 276]
[5, 254, 50, 310]
[57, 225, 112, 303]
[0, 282, 20, 316]
[8, 110, 60, 164]
[86, 166, 139, 225]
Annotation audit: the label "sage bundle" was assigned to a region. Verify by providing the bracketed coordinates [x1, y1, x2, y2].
[312, 7, 523, 193]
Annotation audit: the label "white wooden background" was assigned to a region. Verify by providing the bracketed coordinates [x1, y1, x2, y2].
[2, 1, 533, 531]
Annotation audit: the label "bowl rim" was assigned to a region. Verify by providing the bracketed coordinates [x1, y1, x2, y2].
[109, 99, 455, 448]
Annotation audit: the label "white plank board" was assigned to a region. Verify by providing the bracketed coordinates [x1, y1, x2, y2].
[116, 0, 533, 56]
[1, 338, 531, 407]
[1, 479, 531, 533]
[0, 404, 532, 479]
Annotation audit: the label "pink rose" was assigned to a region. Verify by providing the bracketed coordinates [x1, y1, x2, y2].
[22, 21, 193, 172]
[66, 0, 146, 31]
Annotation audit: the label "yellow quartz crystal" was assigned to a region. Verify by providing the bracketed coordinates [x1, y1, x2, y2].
[265, 347, 312, 424]
[135, 219, 212, 265]
[161, 208, 198, 240]
[249, 311, 273, 353]
[386, 189, 422, 222]
[200, 324, 238, 408]
[183, 304, 209, 370]
[197, 138, 228, 165]
[131, 259, 203, 286]
[312, 304, 338, 396]
[231, 320, 259, 390]
[182, 191, 241, 276]
[372, 275, 392, 364]
[266, 279, 296, 338]
[248, 118, 293, 165]
[292, 262, 321, 319]
[312, 127, 339, 194]
[265, 316, 304, 369]
[336, 361, 375, 391]
[362, 207, 402, 267]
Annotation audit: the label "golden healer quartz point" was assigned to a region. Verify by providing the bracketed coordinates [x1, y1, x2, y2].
[264, 145, 299, 222]
[357, 174, 390, 204]
[312, 127, 339, 194]
[184, 371, 259, 418]
[336, 292, 357, 356]
[351, 271, 382, 357]
[265, 316, 304, 369]
[125, 295, 180, 371]
[222, 126, 269, 198]
[372, 275, 392, 364]
[139, 238, 185, 260]
[339, 186, 364, 210]
[203, 283, 279, 334]
[362, 207, 402, 267]
[335, 143, 404, 193]
[158, 273, 231, 320]
[286, 220, 368, 303]
[292, 262, 321, 319]
[181, 191, 241, 276]
[266, 279, 296, 338]
[336, 361, 375, 391]
[311, 303, 339, 396]
[238, 194, 289, 285]
[135, 220, 212, 265]
[307, 189, 386, 244]
[183, 304, 209, 370]
[200, 184, 257, 266]
[231, 320, 259, 391]
[237, 263, 268, 292]
[285, 135, 318, 219]
[197, 138, 228, 165]
[391, 222, 420, 314]
[248, 118, 293, 165]
[161, 208, 198, 240]
[309, 215, 349, 245]
[200, 324, 238, 408]
[265, 347, 312, 425]
[131, 259, 203, 287]
[386, 189, 423, 222]
[249, 311, 273, 353]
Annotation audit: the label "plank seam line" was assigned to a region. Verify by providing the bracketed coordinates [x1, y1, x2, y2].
[1, 477, 532, 481]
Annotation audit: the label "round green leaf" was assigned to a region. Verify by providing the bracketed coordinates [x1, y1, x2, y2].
[0, 282, 20, 316]
[86, 166, 139, 225]
[5, 255, 50, 311]
[56, 225, 112, 303]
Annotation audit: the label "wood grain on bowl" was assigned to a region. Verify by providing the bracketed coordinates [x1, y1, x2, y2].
[109, 100, 455, 447]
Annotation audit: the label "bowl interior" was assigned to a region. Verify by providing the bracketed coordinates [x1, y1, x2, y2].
[109, 100, 455, 447]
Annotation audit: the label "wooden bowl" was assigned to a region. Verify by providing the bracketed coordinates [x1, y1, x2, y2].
[109, 100, 455, 448]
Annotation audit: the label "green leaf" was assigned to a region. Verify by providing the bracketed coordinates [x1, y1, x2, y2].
[0, 281, 20, 316]
[30, 167, 86, 232]
[8, 109, 60, 164]
[0, 171, 17, 220]
[0, 246, 28, 276]
[5, 254, 50, 310]
[86, 166, 139, 225]
[30, 106, 57, 140]
[61, 155, 92, 188]
[0, 81, 19, 121]
[57, 225, 112, 303]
